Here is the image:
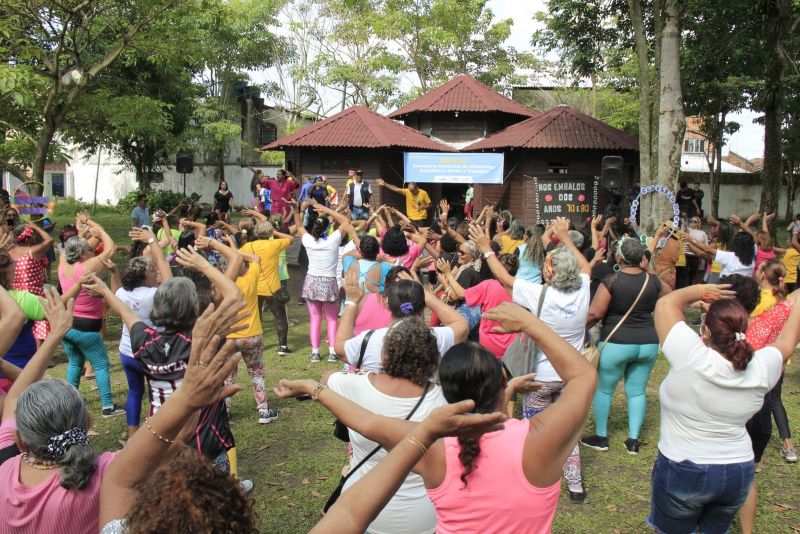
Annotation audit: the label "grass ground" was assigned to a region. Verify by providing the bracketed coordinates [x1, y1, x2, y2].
[44, 212, 800, 533]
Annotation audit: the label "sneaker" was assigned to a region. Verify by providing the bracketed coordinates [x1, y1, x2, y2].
[240, 479, 254, 494]
[624, 438, 640, 455]
[580, 435, 609, 451]
[277, 345, 293, 356]
[569, 489, 587, 504]
[327, 352, 339, 363]
[781, 446, 798, 463]
[258, 408, 279, 424]
[310, 352, 321, 363]
[101, 405, 125, 418]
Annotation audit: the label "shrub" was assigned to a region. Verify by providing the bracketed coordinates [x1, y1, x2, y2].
[117, 189, 186, 214]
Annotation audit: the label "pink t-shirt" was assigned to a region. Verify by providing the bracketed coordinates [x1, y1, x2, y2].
[0, 418, 116, 534]
[57, 262, 104, 320]
[754, 247, 776, 273]
[464, 279, 517, 359]
[426, 418, 560, 534]
[261, 178, 298, 216]
[354, 292, 392, 335]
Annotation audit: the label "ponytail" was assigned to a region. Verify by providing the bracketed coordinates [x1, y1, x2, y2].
[705, 299, 754, 371]
[761, 259, 788, 301]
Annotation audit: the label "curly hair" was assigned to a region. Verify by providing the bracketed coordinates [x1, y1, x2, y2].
[254, 220, 274, 240]
[439, 342, 506, 487]
[731, 232, 756, 266]
[126, 447, 257, 534]
[522, 227, 545, 267]
[121, 257, 151, 291]
[497, 253, 519, 276]
[0, 248, 12, 289]
[547, 246, 582, 292]
[382, 317, 439, 386]
[381, 225, 409, 257]
[359, 235, 380, 260]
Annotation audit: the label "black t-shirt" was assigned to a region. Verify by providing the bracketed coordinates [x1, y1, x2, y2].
[693, 188, 704, 209]
[677, 188, 695, 213]
[599, 271, 662, 344]
[453, 266, 481, 306]
[590, 261, 615, 299]
[214, 190, 232, 212]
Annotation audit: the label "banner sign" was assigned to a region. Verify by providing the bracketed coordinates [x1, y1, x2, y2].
[534, 177, 597, 225]
[403, 152, 504, 184]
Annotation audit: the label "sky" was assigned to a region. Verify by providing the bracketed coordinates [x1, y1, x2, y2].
[486, 0, 764, 160]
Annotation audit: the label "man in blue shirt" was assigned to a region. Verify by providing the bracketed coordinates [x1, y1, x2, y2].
[130, 194, 149, 227]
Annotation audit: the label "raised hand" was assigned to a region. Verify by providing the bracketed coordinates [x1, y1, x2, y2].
[484, 301, 536, 334]
[175, 245, 211, 272]
[592, 214, 603, 230]
[376, 178, 386, 187]
[417, 400, 506, 441]
[195, 235, 213, 250]
[507, 374, 544, 395]
[129, 227, 157, 243]
[436, 258, 452, 275]
[273, 378, 317, 399]
[553, 217, 571, 240]
[700, 283, 736, 303]
[343, 266, 365, 303]
[192, 296, 248, 340]
[468, 225, 492, 252]
[179, 336, 242, 409]
[81, 272, 111, 299]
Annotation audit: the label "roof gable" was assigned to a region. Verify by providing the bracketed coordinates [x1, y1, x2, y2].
[262, 106, 453, 151]
[465, 105, 638, 151]
[387, 75, 537, 119]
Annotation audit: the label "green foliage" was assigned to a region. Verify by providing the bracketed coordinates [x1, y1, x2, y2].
[260, 150, 286, 166]
[117, 188, 187, 214]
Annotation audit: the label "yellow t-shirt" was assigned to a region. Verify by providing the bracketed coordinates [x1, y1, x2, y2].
[499, 235, 525, 254]
[751, 288, 778, 318]
[241, 238, 292, 296]
[781, 248, 800, 284]
[403, 188, 431, 221]
[229, 262, 262, 339]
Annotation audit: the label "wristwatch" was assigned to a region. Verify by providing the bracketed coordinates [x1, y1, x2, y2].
[147, 237, 156, 245]
[483, 251, 495, 259]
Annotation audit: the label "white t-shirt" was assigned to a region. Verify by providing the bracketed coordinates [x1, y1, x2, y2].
[685, 228, 708, 256]
[302, 231, 342, 278]
[337, 240, 358, 289]
[344, 324, 456, 373]
[659, 321, 783, 464]
[115, 286, 157, 356]
[327, 372, 445, 534]
[511, 274, 590, 382]
[714, 247, 755, 277]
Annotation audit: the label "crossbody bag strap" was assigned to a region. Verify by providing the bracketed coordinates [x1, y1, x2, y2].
[355, 329, 375, 370]
[598, 273, 650, 352]
[528, 284, 548, 374]
[341, 380, 431, 484]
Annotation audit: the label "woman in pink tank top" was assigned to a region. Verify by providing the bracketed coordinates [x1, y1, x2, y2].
[276, 302, 597, 534]
[57, 216, 122, 416]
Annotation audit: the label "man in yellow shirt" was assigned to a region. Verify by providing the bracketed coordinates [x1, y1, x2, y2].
[375, 178, 431, 224]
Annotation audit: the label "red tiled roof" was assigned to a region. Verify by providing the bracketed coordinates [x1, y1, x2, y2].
[387, 75, 537, 119]
[465, 105, 638, 151]
[261, 105, 453, 151]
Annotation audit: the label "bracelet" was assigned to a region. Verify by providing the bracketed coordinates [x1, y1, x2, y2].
[406, 434, 428, 455]
[311, 382, 328, 401]
[144, 417, 175, 444]
[344, 300, 357, 307]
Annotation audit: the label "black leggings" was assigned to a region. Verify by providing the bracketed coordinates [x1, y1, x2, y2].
[770, 373, 792, 440]
[258, 295, 288, 347]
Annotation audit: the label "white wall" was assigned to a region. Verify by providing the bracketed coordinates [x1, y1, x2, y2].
[694, 183, 798, 219]
[64, 148, 280, 207]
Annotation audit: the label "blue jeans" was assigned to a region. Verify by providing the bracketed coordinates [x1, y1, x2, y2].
[350, 206, 369, 220]
[648, 452, 754, 534]
[120, 353, 145, 427]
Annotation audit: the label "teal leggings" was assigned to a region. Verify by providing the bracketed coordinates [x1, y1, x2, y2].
[592, 342, 659, 439]
[62, 328, 114, 409]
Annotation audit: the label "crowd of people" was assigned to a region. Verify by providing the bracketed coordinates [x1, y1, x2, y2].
[0, 171, 798, 533]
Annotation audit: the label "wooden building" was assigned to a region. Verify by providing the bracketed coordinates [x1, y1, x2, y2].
[263, 76, 639, 225]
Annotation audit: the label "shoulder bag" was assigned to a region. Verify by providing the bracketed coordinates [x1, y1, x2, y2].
[583, 273, 650, 368]
[501, 285, 549, 377]
[324, 380, 431, 513]
[333, 330, 374, 442]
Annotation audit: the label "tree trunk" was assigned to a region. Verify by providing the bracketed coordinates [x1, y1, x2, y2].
[712, 112, 726, 219]
[30, 121, 58, 194]
[786, 159, 796, 223]
[628, 0, 654, 230]
[759, 0, 786, 218]
[656, 0, 685, 225]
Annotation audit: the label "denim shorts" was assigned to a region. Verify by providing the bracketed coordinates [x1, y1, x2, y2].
[648, 451, 754, 534]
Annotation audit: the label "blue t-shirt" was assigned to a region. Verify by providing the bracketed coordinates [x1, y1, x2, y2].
[131, 206, 149, 227]
[260, 188, 272, 211]
[342, 257, 392, 292]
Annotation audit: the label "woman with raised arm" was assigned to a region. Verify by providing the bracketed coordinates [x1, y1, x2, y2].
[334, 274, 468, 372]
[57, 214, 122, 417]
[470, 217, 592, 503]
[515, 225, 545, 284]
[98, 305, 252, 534]
[581, 237, 669, 455]
[113, 227, 172, 438]
[277, 301, 597, 534]
[293, 198, 350, 362]
[649, 283, 800, 534]
[9, 222, 53, 342]
[685, 215, 757, 278]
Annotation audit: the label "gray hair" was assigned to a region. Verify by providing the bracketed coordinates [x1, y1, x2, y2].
[63, 236, 90, 264]
[150, 277, 199, 331]
[509, 219, 526, 240]
[548, 245, 582, 292]
[254, 220, 274, 240]
[568, 230, 585, 250]
[16, 380, 96, 490]
[462, 239, 481, 260]
[617, 237, 644, 266]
